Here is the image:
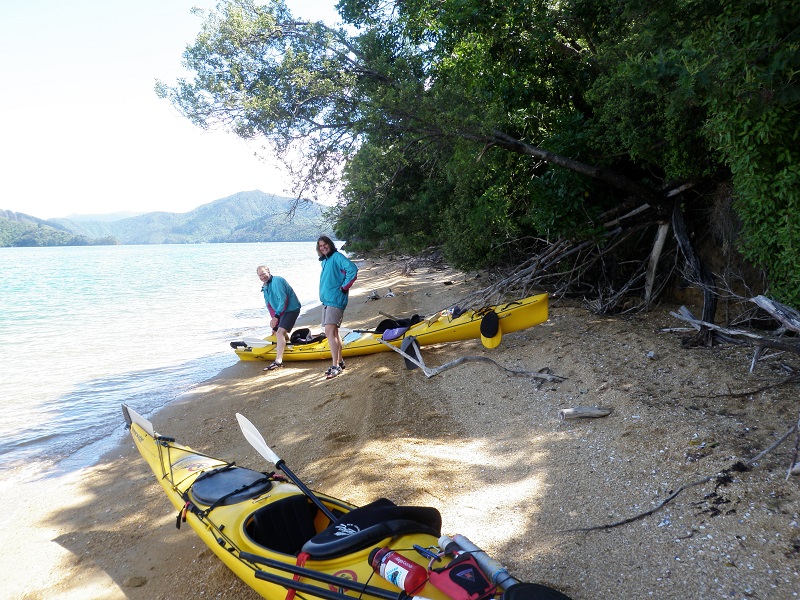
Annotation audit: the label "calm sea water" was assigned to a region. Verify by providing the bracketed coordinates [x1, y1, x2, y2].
[0, 242, 323, 482]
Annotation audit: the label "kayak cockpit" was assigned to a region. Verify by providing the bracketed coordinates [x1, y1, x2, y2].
[246, 495, 323, 555]
[302, 497, 441, 559]
[245, 496, 442, 559]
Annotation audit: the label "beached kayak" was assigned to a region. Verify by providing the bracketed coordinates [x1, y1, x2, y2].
[231, 293, 548, 362]
[122, 404, 570, 600]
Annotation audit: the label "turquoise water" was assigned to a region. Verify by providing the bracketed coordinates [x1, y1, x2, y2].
[0, 242, 323, 481]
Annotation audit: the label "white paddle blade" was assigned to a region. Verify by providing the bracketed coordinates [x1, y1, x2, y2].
[236, 413, 282, 465]
[123, 404, 156, 438]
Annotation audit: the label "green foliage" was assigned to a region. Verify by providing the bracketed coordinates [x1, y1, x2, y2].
[431, 144, 518, 268]
[334, 139, 445, 254]
[524, 112, 605, 237]
[576, 0, 715, 180]
[164, 0, 800, 306]
[0, 217, 33, 246]
[677, 0, 800, 304]
[0, 217, 119, 247]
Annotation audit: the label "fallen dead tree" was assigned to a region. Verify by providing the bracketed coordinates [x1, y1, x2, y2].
[670, 295, 800, 373]
[452, 203, 684, 313]
[751, 295, 800, 335]
[457, 236, 675, 313]
[468, 193, 741, 319]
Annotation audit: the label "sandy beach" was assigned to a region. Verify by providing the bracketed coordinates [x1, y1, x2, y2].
[7, 257, 800, 600]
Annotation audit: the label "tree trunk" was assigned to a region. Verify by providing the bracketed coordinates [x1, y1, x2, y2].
[672, 202, 717, 346]
[645, 222, 671, 305]
[489, 129, 665, 206]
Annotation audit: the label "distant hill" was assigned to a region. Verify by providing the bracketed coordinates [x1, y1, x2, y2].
[0, 209, 117, 247]
[1, 209, 71, 232]
[1, 191, 334, 247]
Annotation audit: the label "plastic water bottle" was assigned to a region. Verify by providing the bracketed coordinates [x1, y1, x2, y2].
[369, 547, 428, 593]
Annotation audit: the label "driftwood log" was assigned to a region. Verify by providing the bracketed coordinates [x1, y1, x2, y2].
[378, 338, 566, 384]
[670, 303, 800, 372]
[558, 406, 613, 420]
[750, 295, 800, 335]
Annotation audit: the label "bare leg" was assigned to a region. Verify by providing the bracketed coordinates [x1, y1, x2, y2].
[324, 323, 342, 367]
[276, 327, 288, 362]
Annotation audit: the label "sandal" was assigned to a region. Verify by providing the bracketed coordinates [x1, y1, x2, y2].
[264, 361, 284, 371]
[325, 366, 342, 379]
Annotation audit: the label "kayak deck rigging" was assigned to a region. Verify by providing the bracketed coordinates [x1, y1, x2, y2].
[122, 404, 572, 600]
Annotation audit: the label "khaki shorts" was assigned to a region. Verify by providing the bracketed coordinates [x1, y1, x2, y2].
[321, 305, 344, 327]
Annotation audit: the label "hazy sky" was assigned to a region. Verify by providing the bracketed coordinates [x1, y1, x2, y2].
[0, 0, 340, 219]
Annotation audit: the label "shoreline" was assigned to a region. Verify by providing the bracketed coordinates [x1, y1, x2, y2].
[0, 241, 322, 487]
[6, 257, 800, 600]
[3, 257, 473, 600]
[0, 291, 327, 487]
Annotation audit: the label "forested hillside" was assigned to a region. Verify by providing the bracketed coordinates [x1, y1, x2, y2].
[0, 210, 117, 247]
[159, 0, 800, 312]
[1, 191, 331, 246]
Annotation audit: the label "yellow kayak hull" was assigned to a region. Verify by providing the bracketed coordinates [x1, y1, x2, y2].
[234, 293, 548, 362]
[123, 405, 454, 600]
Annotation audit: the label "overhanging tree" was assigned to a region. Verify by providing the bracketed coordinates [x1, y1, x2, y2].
[158, 0, 800, 312]
[158, 0, 672, 207]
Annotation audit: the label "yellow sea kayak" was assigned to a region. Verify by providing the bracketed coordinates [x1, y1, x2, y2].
[231, 293, 548, 362]
[122, 405, 571, 600]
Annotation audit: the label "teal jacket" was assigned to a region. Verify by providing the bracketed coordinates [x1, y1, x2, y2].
[319, 250, 358, 310]
[261, 275, 301, 318]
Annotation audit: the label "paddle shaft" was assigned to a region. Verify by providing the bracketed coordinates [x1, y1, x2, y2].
[256, 570, 358, 600]
[236, 413, 337, 522]
[254, 570, 430, 600]
[241, 552, 406, 600]
[276, 459, 337, 522]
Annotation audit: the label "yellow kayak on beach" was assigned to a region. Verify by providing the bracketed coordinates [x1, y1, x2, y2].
[122, 404, 571, 600]
[231, 293, 548, 362]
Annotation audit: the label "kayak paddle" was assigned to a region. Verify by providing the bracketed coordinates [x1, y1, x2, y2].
[240, 552, 418, 600]
[236, 413, 336, 522]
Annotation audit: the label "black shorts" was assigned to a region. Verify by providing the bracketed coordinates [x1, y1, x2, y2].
[276, 309, 300, 332]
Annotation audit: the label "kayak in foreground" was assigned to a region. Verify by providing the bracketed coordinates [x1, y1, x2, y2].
[122, 404, 571, 600]
[231, 293, 548, 362]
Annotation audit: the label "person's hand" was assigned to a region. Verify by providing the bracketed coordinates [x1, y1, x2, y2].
[270, 317, 279, 329]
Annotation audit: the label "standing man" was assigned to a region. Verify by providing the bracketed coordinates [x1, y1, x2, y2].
[316, 236, 358, 379]
[257, 265, 302, 371]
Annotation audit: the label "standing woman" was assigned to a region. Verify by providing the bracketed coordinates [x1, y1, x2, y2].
[317, 236, 358, 379]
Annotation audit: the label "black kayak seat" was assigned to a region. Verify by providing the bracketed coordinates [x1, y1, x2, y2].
[247, 495, 320, 555]
[290, 328, 328, 345]
[301, 498, 442, 560]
